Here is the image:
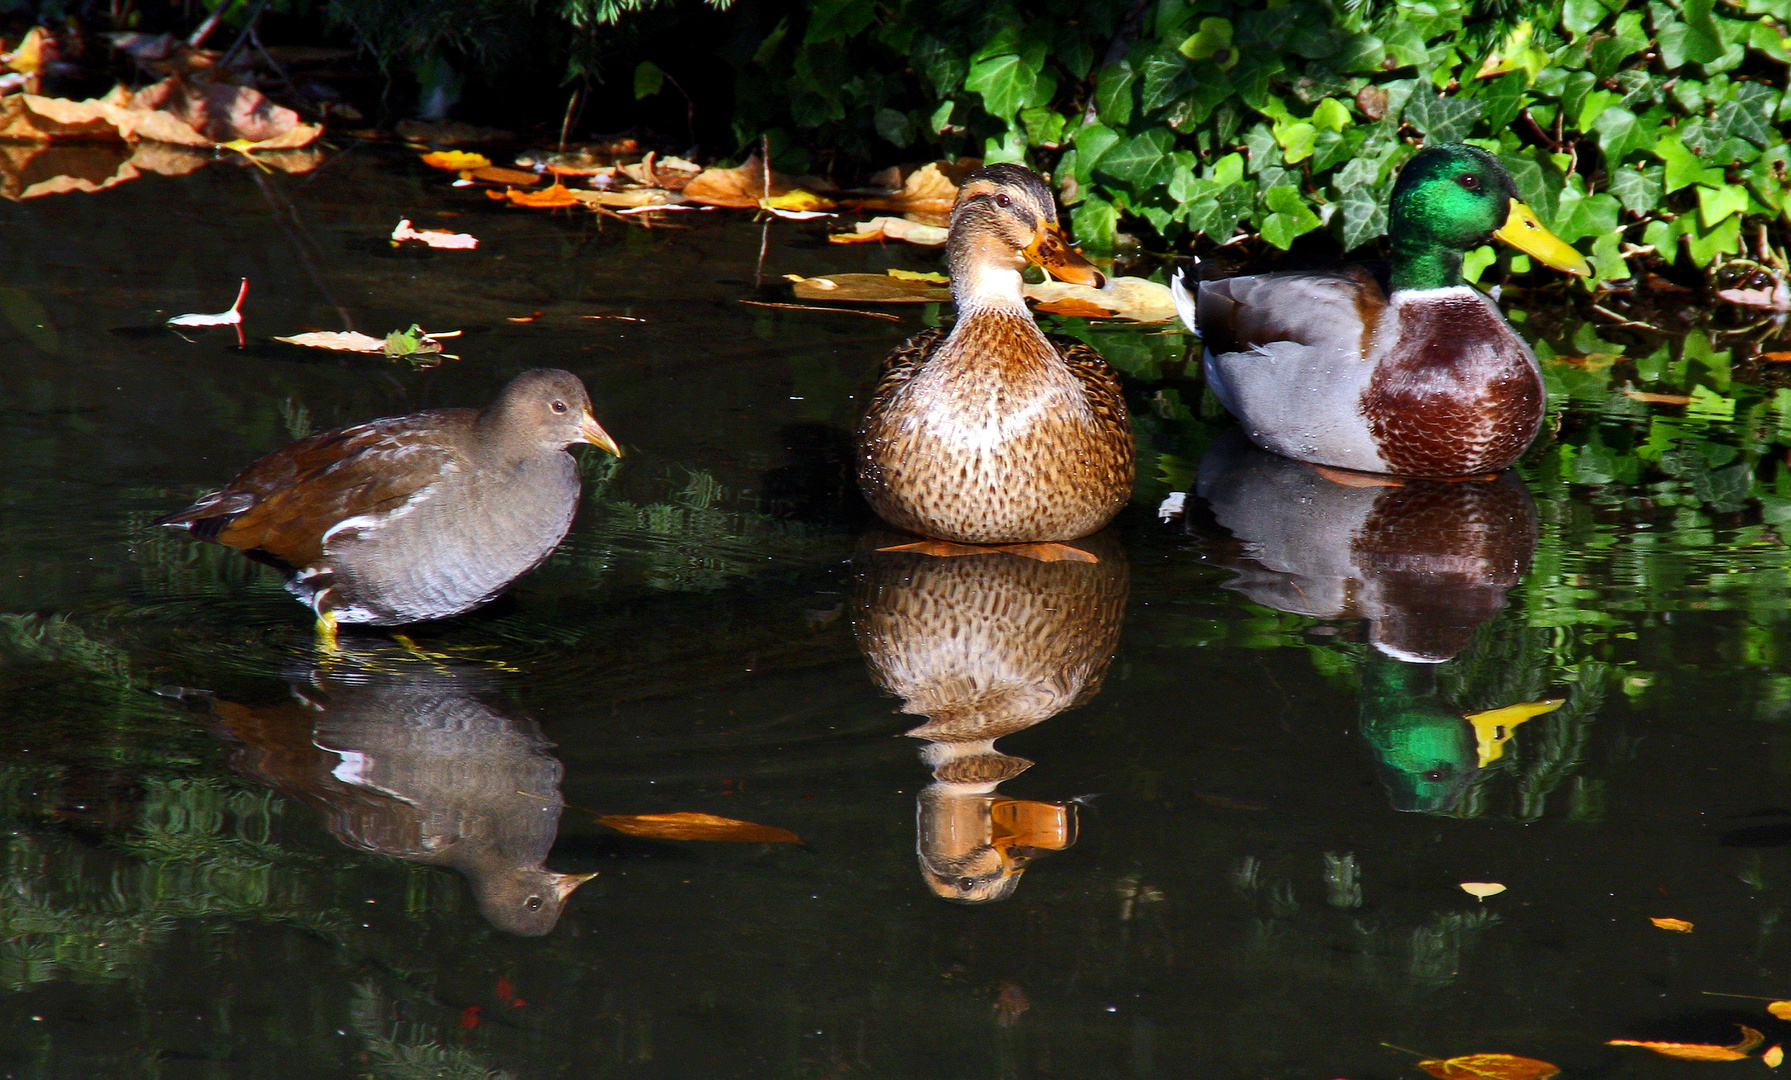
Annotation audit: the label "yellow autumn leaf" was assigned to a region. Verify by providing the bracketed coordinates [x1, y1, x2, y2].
[886, 269, 949, 282]
[1768, 1001, 1791, 1020]
[1766, 1045, 1784, 1068]
[761, 188, 836, 212]
[1465, 699, 1563, 768]
[1461, 882, 1507, 900]
[1650, 917, 1694, 932]
[420, 150, 491, 170]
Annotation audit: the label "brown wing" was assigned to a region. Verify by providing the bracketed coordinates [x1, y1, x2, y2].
[158, 412, 468, 567]
[1196, 266, 1386, 358]
[1046, 333, 1130, 433]
[860, 326, 948, 425]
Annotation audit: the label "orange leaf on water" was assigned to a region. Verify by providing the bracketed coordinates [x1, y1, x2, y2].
[1765, 352, 1791, 362]
[595, 811, 802, 844]
[1766, 1045, 1784, 1068]
[1768, 1001, 1791, 1020]
[1609, 1024, 1764, 1061]
[1415, 1052, 1560, 1080]
[1650, 917, 1694, 932]
[420, 150, 490, 170]
[506, 182, 578, 208]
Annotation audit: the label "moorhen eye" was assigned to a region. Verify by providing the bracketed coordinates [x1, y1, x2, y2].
[526, 895, 544, 911]
[551, 400, 568, 413]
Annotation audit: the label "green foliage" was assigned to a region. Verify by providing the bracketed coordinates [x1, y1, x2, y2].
[724, 0, 1787, 272]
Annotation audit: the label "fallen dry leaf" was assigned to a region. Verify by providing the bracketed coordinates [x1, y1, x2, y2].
[1416, 1052, 1559, 1080]
[887, 269, 948, 282]
[829, 215, 949, 246]
[506, 182, 578, 208]
[1767, 1045, 1784, 1068]
[570, 187, 681, 209]
[1650, 917, 1694, 932]
[1026, 277, 1174, 323]
[391, 218, 477, 250]
[682, 153, 821, 208]
[420, 150, 490, 171]
[129, 77, 319, 147]
[1608, 1025, 1764, 1061]
[1717, 285, 1791, 311]
[465, 164, 540, 187]
[786, 272, 950, 303]
[1623, 390, 1695, 405]
[1770, 1001, 1791, 1020]
[760, 188, 836, 213]
[1460, 882, 1507, 900]
[273, 330, 386, 353]
[1764, 351, 1791, 363]
[856, 161, 960, 225]
[594, 811, 802, 844]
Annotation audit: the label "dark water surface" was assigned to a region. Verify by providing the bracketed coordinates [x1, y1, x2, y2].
[3, 148, 1790, 1078]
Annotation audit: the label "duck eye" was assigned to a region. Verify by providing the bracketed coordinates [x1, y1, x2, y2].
[1457, 174, 1481, 192]
[551, 400, 568, 414]
[994, 192, 1012, 208]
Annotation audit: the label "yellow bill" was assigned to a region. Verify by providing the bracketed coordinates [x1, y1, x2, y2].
[580, 413, 623, 457]
[1493, 199, 1591, 276]
[1023, 224, 1107, 288]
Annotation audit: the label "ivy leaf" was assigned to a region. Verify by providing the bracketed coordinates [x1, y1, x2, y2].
[874, 107, 914, 147]
[1468, 71, 1527, 131]
[1593, 105, 1650, 163]
[1607, 163, 1664, 213]
[803, 0, 876, 44]
[1094, 59, 1136, 127]
[1259, 186, 1321, 249]
[1716, 83, 1778, 147]
[1139, 46, 1195, 114]
[1096, 128, 1175, 188]
[966, 37, 1046, 118]
[633, 60, 665, 98]
[1654, 131, 1726, 192]
[1274, 120, 1318, 164]
[1071, 121, 1121, 178]
[1501, 150, 1566, 223]
[1697, 182, 1750, 227]
[1338, 182, 1388, 249]
[1208, 182, 1253, 239]
[1404, 89, 1483, 142]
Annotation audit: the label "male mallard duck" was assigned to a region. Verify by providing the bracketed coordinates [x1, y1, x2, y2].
[1170, 143, 1591, 478]
[158, 369, 621, 649]
[857, 163, 1134, 552]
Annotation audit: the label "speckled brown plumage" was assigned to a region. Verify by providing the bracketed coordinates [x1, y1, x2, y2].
[855, 163, 1134, 544]
[857, 315, 1133, 544]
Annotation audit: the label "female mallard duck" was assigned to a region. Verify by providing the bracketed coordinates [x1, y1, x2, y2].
[1170, 143, 1591, 479]
[856, 163, 1134, 552]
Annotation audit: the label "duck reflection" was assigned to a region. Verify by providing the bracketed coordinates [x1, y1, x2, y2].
[852, 533, 1127, 902]
[1184, 432, 1556, 813]
[206, 652, 592, 935]
[1189, 430, 1537, 664]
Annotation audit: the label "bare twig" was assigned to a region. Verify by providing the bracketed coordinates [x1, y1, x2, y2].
[558, 87, 579, 153]
[187, 0, 242, 48]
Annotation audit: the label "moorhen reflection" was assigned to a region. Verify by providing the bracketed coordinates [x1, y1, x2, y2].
[1183, 433, 1559, 813]
[1187, 430, 1538, 664]
[853, 532, 1127, 902]
[205, 652, 592, 935]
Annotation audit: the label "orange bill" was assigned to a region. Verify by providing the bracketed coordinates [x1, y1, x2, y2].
[1493, 199, 1591, 276]
[580, 413, 622, 457]
[1023, 224, 1106, 288]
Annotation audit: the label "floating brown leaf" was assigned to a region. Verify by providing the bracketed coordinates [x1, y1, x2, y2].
[1026, 277, 1175, 323]
[273, 330, 387, 353]
[1416, 1053, 1560, 1080]
[465, 164, 540, 187]
[595, 812, 802, 844]
[128, 77, 319, 147]
[1609, 1024, 1765, 1061]
[857, 161, 960, 225]
[1650, 917, 1694, 932]
[785, 272, 951, 303]
[682, 154, 811, 208]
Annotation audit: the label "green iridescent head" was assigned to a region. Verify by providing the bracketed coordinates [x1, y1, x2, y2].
[1387, 143, 1590, 291]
